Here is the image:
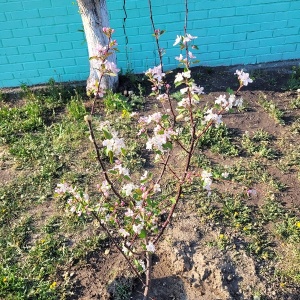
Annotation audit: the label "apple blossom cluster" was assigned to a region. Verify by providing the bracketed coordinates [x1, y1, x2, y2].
[145, 65, 166, 91]
[87, 27, 120, 98]
[55, 183, 90, 216]
[235, 69, 253, 87]
[173, 33, 197, 47]
[201, 170, 213, 195]
[138, 112, 177, 154]
[102, 130, 126, 156]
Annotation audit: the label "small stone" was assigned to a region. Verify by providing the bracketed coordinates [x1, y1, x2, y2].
[227, 274, 234, 281]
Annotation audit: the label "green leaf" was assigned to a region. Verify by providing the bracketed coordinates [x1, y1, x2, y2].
[139, 229, 147, 239]
[108, 151, 114, 163]
[121, 148, 127, 156]
[103, 129, 113, 139]
[163, 141, 173, 150]
[226, 88, 234, 95]
[123, 175, 131, 181]
[108, 170, 118, 174]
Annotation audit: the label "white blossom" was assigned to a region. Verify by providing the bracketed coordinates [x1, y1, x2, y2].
[146, 241, 155, 252]
[122, 183, 137, 197]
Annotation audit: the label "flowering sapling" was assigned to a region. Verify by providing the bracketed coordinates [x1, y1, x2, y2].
[55, 24, 253, 300]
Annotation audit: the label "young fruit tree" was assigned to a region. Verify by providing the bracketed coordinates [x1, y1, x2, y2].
[76, 0, 119, 92]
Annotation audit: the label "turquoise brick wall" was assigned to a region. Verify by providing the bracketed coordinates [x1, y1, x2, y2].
[0, 0, 300, 88]
[0, 0, 88, 88]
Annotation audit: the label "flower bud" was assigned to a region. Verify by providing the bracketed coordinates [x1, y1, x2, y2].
[176, 114, 184, 121]
[84, 115, 92, 123]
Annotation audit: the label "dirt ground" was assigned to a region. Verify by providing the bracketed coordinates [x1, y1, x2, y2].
[1, 60, 300, 300]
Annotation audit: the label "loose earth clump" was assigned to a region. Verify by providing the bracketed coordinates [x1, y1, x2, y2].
[0, 61, 300, 300]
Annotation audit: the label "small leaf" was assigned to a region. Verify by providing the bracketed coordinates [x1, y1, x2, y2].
[226, 88, 234, 95]
[163, 141, 173, 150]
[139, 229, 147, 239]
[108, 151, 114, 163]
[103, 129, 113, 139]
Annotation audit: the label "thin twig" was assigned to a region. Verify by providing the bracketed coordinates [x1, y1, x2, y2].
[91, 210, 144, 283]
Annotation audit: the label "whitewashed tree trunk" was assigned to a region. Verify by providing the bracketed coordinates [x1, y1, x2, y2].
[77, 0, 118, 90]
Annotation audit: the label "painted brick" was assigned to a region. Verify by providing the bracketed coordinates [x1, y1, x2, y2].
[188, 10, 208, 20]
[23, 61, 50, 70]
[0, 64, 23, 74]
[286, 10, 300, 19]
[1, 20, 23, 30]
[246, 46, 271, 56]
[35, 51, 61, 61]
[256, 53, 283, 64]
[236, 5, 263, 15]
[26, 17, 55, 27]
[208, 43, 234, 52]
[75, 57, 89, 66]
[290, 1, 300, 9]
[14, 69, 39, 80]
[0, 47, 19, 56]
[285, 35, 300, 44]
[251, 0, 288, 4]
[194, 18, 221, 29]
[247, 30, 273, 40]
[49, 58, 76, 68]
[259, 37, 285, 47]
[220, 49, 245, 59]
[0, 55, 8, 65]
[2, 37, 30, 47]
[220, 33, 247, 43]
[29, 35, 57, 45]
[0, 13, 7, 22]
[12, 9, 40, 20]
[209, 7, 236, 18]
[107, 1, 124, 10]
[39, 7, 68, 18]
[1, 2, 23, 12]
[22, 0, 52, 9]
[249, 13, 274, 23]
[46, 42, 72, 52]
[234, 40, 260, 50]
[261, 20, 288, 30]
[19, 44, 45, 54]
[13, 27, 40, 38]
[221, 16, 247, 26]
[263, 2, 290, 13]
[55, 15, 80, 25]
[1, 30, 13, 39]
[8, 54, 34, 64]
[288, 19, 300, 27]
[273, 27, 299, 37]
[271, 44, 297, 54]
[234, 23, 261, 34]
[40, 25, 69, 35]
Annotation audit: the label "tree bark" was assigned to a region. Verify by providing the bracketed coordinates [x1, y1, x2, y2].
[77, 0, 118, 90]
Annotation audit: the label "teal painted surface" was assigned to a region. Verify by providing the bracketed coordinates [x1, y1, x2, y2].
[0, 0, 88, 88]
[0, 0, 300, 88]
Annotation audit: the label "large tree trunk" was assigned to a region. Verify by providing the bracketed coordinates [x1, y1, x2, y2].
[77, 0, 118, 91]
